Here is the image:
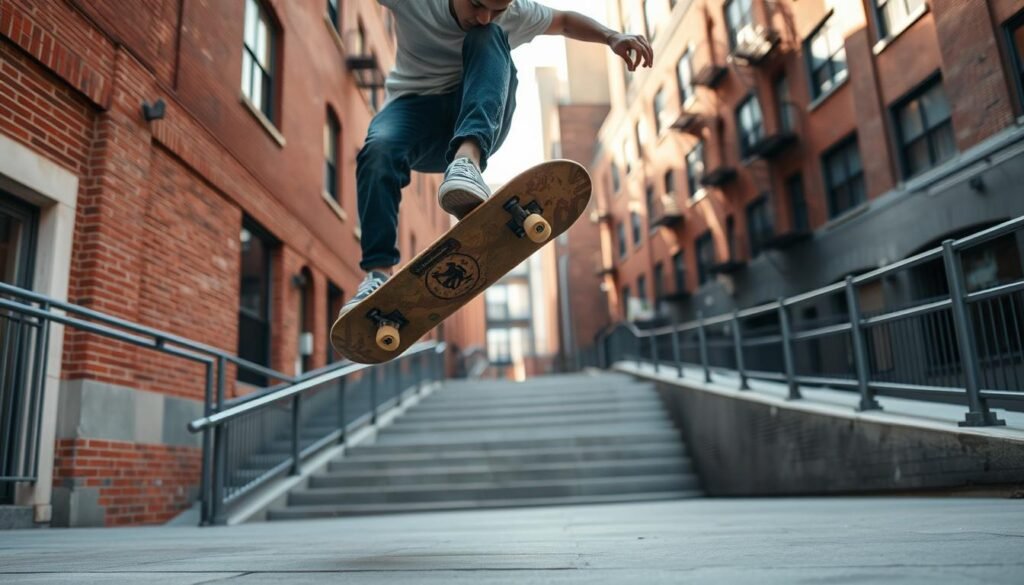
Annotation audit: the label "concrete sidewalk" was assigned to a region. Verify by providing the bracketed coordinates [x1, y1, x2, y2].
[2, 498, 1022, 584]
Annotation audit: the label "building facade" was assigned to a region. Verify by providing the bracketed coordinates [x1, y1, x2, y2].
[592, 0, 1024, 327]
[0, 0, 483, 526]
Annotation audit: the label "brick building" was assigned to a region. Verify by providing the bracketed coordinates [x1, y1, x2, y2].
[0, 0, 484, 527]
[591, 0, 1024, 328]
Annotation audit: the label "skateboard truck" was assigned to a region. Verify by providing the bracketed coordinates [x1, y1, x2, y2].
[503, 197, 552, 244]
[366, 308, 409, 352]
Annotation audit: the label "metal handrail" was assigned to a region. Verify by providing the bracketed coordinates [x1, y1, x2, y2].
[596, 215, 1024, 427]
[0, 281, 296, 384]
[188, 342, 444, 432]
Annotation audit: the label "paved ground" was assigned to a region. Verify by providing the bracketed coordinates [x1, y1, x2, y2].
[2, 498, 1023, 584]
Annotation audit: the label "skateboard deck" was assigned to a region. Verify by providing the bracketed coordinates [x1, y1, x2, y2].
[330, 159, 593, 364]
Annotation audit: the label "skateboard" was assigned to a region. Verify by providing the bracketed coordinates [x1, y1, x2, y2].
[330, 159, 593, 364]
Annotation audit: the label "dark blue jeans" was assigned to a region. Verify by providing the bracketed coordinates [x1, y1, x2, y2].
[356, 24, 519, 271]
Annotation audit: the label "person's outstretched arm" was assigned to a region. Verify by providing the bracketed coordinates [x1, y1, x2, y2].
[544, 10, 653, 71]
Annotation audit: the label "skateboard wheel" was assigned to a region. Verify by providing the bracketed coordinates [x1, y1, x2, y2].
[376, 324, 400, 352]
[523, 213, 551, 243]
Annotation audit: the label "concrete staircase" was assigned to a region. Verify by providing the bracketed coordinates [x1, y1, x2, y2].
[269, 372, 701, 520]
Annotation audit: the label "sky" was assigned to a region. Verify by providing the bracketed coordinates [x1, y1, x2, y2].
[483, 0, 610, 185]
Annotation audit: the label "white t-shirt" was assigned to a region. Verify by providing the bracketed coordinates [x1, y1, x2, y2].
[378, 0, 554, 102]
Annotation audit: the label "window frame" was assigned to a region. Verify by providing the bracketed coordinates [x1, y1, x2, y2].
[1008, 11, 1024, 112]
[872, 0, 927, 42]
[677, 47, 694, 106]
[241, 0, 278, 123]
[686, 141, 705, 199]
[891, 74, 956, 179]
[803, 12, 848, 101]
[724, 0, 754, 51]
[746, 195, 774, 258]
[821, 134, 866, 219]
[736, 93, 764, 159]
[631, 210, 642, 248]
[324, 110, 341, 203]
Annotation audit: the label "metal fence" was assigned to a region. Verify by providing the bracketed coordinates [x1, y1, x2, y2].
[0, 280, 448, 524]
[188, 342, 445, 523]
[594, 216, 1024, 427]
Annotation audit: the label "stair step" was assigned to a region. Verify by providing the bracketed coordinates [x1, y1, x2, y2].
[373, 424, 676, 446]
[398, 402, 664, 423]
[416, 390, 658, 410]
[388, 412, 671, 433]
[352, 430, 683, 454]
[310, 457, 694, 488]
[330, 442, 686, 471]
[269, 490, 701, 520]
[289, 474, 699, 506]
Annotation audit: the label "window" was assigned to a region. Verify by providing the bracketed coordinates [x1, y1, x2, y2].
[672, 251, 686, 293]
[631, 211, 642, 247]
[785, 174, 809, 232]
[873, 0, 925, 40]
[645, 185, 655, 232]
[1010, 13, 1024, 110]
[736, 94, 764, 158]
[324, 111, 340, 202]
[725, 0, 754, 50]
[654, 88, 668, 134]
[822, 136, 866, 218]
[327, 0, 340, 30]
[774, 75, 793, 132]
[637, 274, 648, 305]
[611, 163, 622, 193]
[664, 170, 676, 197]
[696, 232, 715, 285]
[242, 0, 276, 121]
[677, 48, 694, 105]
[746, 196, 774, 257]
[653, 263, 664, 301]
[894, 78, 956, 178]
[617, 222, 627, 258]
[622, 285, 631, 318]
[686, 141, 705, 198]
[805, 14, 848, 100]
[238, 220, 275, 385]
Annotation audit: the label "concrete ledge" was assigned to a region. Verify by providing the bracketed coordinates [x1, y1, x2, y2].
[616, 362, 1024, 496]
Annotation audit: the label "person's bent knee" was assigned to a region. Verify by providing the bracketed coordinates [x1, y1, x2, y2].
[463, 23, 509, 51]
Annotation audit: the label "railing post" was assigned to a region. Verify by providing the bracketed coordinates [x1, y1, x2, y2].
[199, 362, 214, 525]
[28, 305, 53, 480]
[369, 366, 379, 425]
[845, 276, 881, 411]
[697, 312, 711, 383]
[650, 330, 659, 373]
[732, 312, 749, 390]
[942, 240, 1005, 426]
[337, 378, 347, 445]
[634, 327, 641, 370]
[209, 356, 227, 525]
[670, 316, 682, 378]
[393, 361, 403, 407]
[778, 298, 801, 400]
[289, 394, 301, 476]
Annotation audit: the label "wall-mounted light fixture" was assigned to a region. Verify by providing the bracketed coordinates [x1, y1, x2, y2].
[141, 98, 166, 121]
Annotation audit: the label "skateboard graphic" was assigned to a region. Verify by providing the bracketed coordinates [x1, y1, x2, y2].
[330, 160, 593, 364]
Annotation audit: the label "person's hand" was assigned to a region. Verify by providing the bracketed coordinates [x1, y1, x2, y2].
[608, 33, 653, 71]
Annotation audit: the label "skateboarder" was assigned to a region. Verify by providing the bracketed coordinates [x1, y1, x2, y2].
[341, 0, 653, 315]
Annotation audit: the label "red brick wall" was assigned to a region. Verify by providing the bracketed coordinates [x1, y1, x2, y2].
[2, 0, 481, 525]
[558, 104, 612, 350]
[52, 439, 201, 526]
[593, 0, 1024, 323]
[931, 0, 1016, 150]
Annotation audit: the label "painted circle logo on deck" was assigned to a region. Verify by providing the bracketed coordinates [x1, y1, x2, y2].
[425, 253, 480, 300]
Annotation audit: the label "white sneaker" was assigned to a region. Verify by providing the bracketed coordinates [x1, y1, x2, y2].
[438, 157, 491, 219]
[339, 271, 389, 317]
